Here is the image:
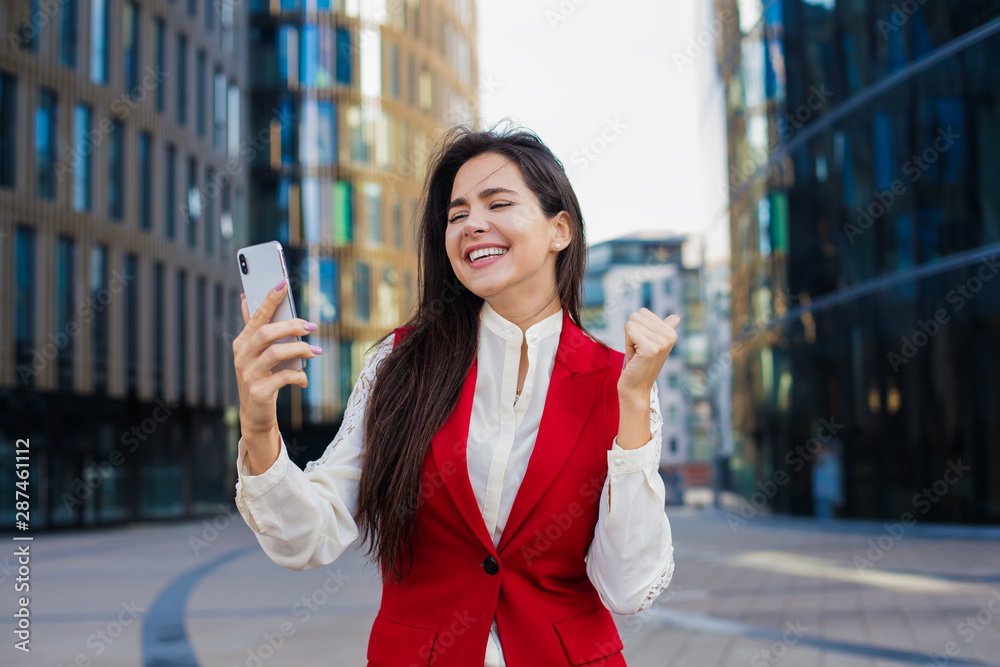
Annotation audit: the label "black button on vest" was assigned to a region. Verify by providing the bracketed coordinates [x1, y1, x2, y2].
[483, 556, 499, 575]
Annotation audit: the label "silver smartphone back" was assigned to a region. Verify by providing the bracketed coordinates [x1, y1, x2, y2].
[236, 241, 306, 373]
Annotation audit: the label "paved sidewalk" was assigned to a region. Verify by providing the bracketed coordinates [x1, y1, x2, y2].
[2, 506, 999, 666]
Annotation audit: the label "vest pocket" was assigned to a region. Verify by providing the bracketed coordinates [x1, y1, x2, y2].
[367, 615, 438, 666]
[552, 606, 624, 665]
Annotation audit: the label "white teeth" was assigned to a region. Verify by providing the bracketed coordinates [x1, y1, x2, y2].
[468, 247, 508, 262]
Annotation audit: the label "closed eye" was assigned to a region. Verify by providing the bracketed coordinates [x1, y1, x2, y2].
[447, 201, 513, 224]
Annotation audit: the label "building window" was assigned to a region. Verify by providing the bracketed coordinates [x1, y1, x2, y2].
[188, 0, 197, 17]
[663, 278, 672, 295]
[123, 1, 139, 94]
[336, 27, 352, 85]
[204, 167, 215, 254]
[154, 262, 165, 396]
[214, 283, 223, 403]
[17, 0, 40, 52]
[15, 226, 37, 383]
[668, 406, 678, 423]
[187, 156, 199, 247]
[220, 0, 235, 54]
[393, 195, 402, 248]
[138, 132, 152, 230]
[220, 178, 231, 259]
[197, 276, 207, 402]
[227, 83, 239, 160]
[364, 183, 382, 245]
[300, 100, 336, 166]
[669, 374, 679, 390]
[356, 262, 371, 321]
[56, 235, 77, 390]
[669, 438, 678, 454]
[90, 0, 109, 83]
[108, 120, 124, 220]
[213, 68, 226, 152]
[196, 50, 207, 137]
[390, 44, 400, 98]
[60, 0, 79, 68]
[35, 88, 58, 201]
[176, 270, 187, 399]
[176, 34, 187, 125]
[91, 243, 109, 393]
[334, 181, 353, 244]
[642, 282, 653, 312]
[205, 0, 213, 32]
[124, 253, 139, 391]
[72, 104, 92, 211]
[165, 143, 176, 239]
[154, 18, 165, 112]
[338, 339, 353, 407]
[407, 53, 416, 105]
[0, 73, 15, 188]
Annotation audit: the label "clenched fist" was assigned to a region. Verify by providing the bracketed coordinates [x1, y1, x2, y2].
[618, 309, 682, 403]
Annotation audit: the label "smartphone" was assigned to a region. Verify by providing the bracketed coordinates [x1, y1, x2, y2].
[237, 241, 306, 373]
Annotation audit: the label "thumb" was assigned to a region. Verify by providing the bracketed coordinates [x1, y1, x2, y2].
[623, 324, 634, 368]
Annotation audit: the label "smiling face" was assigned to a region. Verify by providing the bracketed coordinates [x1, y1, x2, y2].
[444, 152, 572, 310]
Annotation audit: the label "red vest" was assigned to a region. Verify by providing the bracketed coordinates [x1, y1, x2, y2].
[366, 307, 629, 667]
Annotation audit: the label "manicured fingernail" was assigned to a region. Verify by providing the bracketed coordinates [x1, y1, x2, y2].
[310, 345, 323, 355]
[274, 278, 287, 292]
[240, 292, 245, 301]
[303, 322, 318, 332]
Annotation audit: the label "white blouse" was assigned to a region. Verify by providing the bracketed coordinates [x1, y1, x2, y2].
[234, 301, 675, 667]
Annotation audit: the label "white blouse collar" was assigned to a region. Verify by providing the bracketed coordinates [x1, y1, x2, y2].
[480, 300, 563, 345]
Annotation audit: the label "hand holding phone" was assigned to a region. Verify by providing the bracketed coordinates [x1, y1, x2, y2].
[233, 242, 322, 454]
[237, 241, 308, 374]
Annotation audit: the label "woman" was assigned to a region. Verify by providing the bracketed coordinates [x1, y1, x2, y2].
[232, 126, 679, 667]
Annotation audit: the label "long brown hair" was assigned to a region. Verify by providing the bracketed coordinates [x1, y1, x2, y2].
[358, 124, 598, 583]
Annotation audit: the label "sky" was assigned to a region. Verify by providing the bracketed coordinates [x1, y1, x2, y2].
[475, 0, 731, 262]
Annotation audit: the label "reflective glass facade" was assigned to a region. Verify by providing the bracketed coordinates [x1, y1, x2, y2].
[718, 0, 1000, 524]
[246, 0, 478, 451]
[0, 0, 249, 529]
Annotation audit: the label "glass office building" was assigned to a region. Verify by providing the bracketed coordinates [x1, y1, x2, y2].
[717, 0, 1000, 524]
[0, 1, 249, 528]
[244, 0, 478, 463]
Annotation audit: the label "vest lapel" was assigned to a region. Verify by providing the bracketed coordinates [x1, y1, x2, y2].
[429, 309, 611, 557]
[497, 310, 609, 554]
[430, 355, 497, 554]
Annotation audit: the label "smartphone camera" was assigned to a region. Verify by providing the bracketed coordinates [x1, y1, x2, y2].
[239, 253, 248, 275]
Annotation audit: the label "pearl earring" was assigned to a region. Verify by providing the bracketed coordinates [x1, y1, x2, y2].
[555, 243, 560, 248]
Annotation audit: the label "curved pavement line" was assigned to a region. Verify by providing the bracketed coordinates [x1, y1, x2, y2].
[646, 606, 1000, 666]
[142, 545, 258, 667]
